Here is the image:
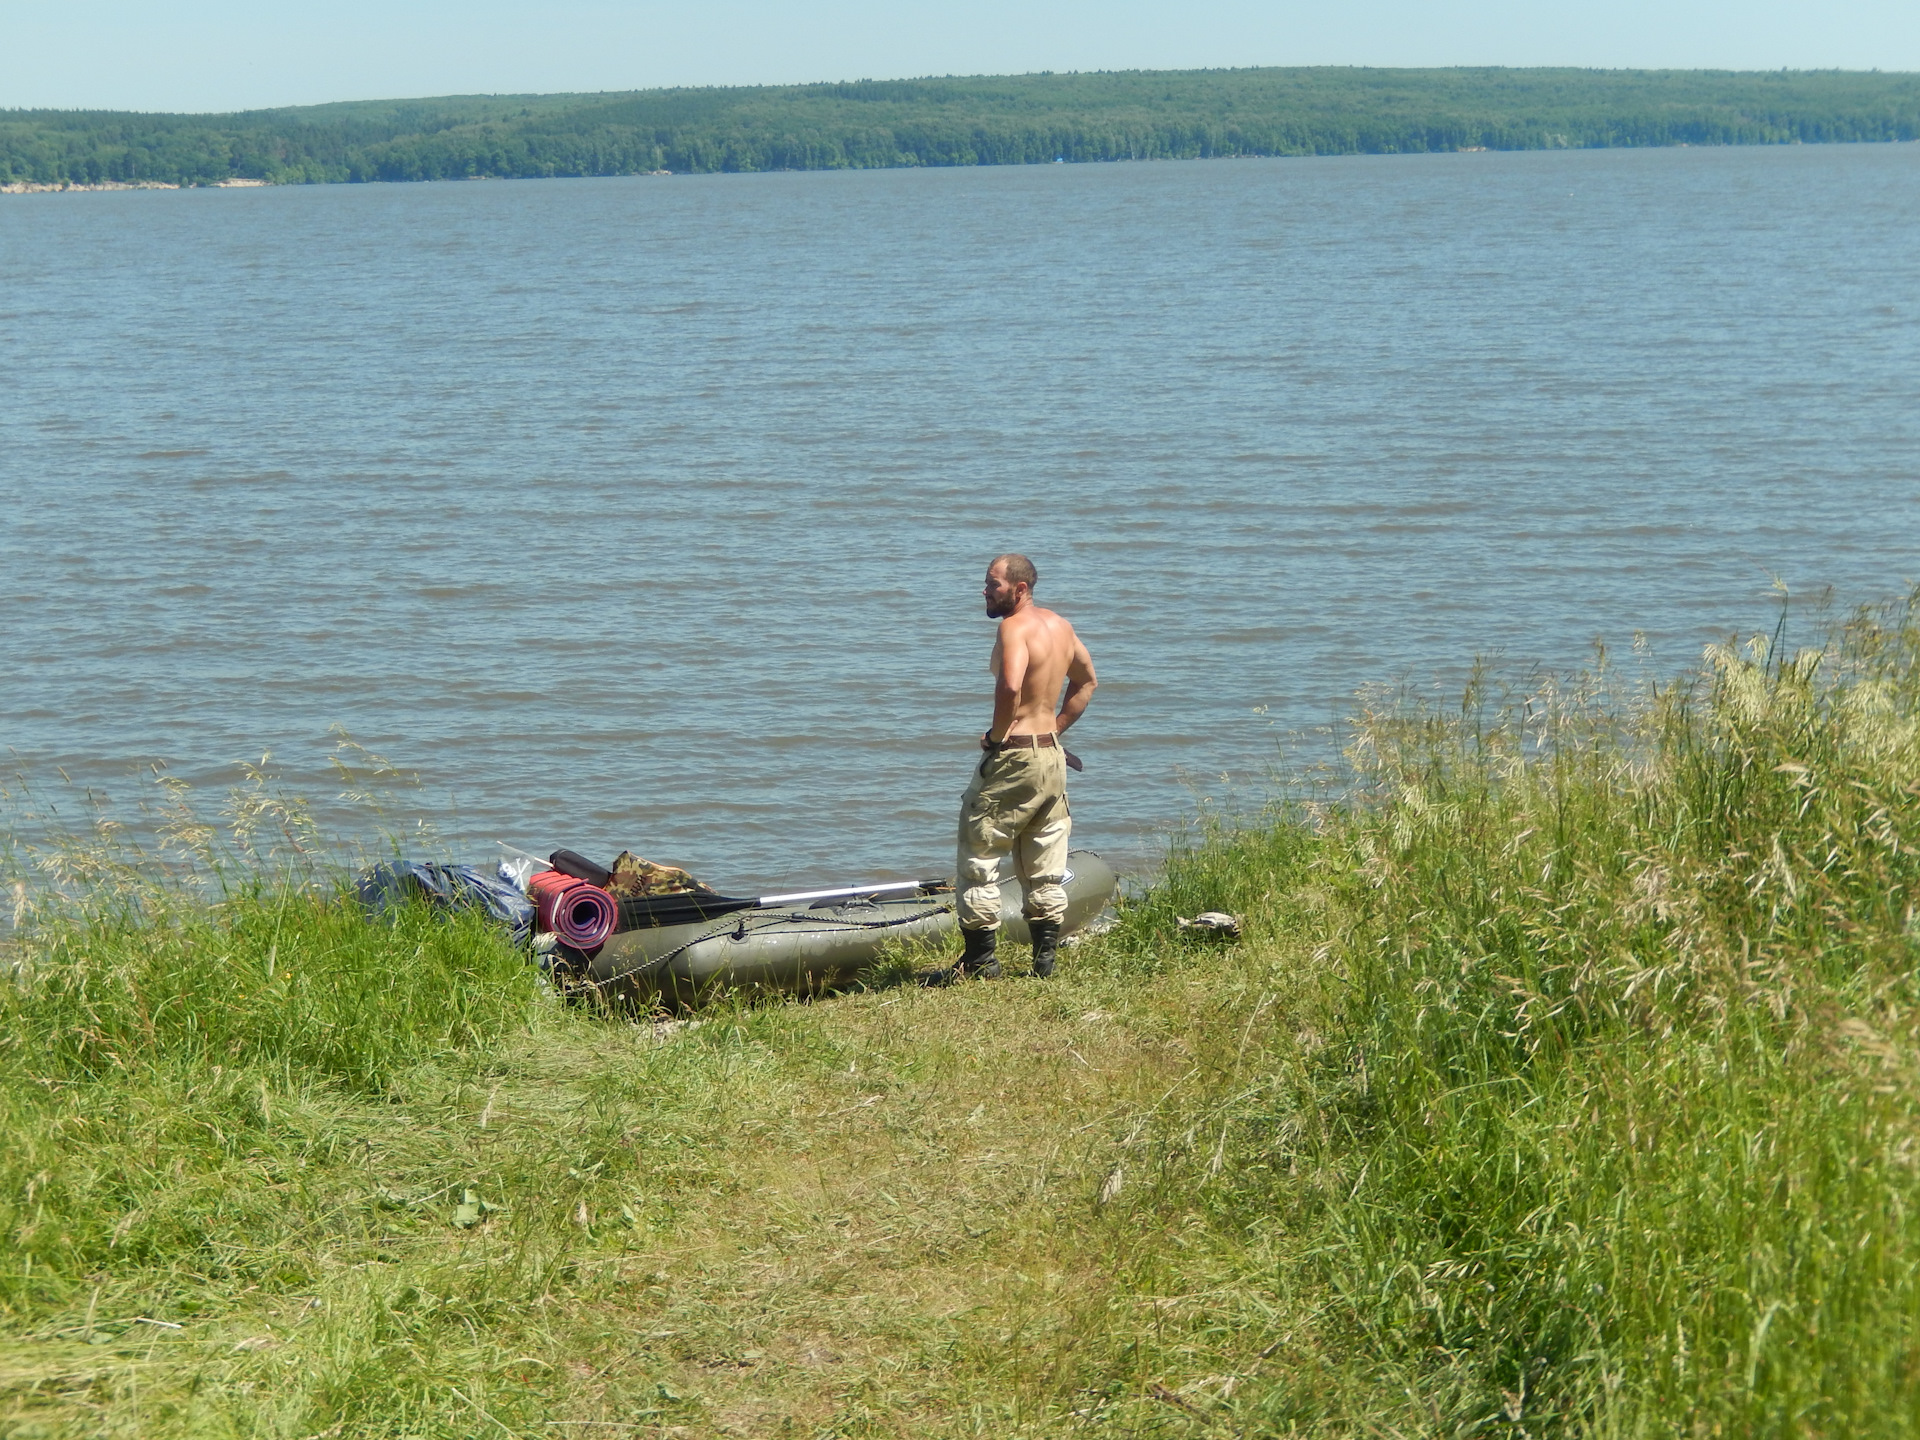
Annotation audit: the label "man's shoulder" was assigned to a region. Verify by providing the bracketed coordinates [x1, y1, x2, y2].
[1004, 603, 1074, 638]
[1018, 606, 1077, 654]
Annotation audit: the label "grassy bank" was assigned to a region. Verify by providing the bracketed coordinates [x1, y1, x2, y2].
[7, 596, 1920, 1435]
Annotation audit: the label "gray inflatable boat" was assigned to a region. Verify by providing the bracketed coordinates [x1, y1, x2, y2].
[559, 850, 1117, 1006]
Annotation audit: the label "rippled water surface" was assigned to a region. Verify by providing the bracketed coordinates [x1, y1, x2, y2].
[3, 146, 1917, 887]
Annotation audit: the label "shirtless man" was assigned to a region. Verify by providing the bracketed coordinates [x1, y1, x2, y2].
[931, 553, 1097, 984]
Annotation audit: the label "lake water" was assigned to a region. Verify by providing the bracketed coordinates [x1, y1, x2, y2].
[3, 145, 1917, 890]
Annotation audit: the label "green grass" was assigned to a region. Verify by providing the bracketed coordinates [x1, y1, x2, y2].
[6, 594, 1920, 1434]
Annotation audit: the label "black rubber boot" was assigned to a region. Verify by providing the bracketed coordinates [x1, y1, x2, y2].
[924, 926, 1000, 986]
[1027, 920, 1061, 979]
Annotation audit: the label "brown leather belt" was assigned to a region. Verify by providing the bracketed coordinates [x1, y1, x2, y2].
[997, 733, 1059, 748]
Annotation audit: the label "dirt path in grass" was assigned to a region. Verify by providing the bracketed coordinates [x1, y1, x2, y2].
[528, 970, 1242, 1436]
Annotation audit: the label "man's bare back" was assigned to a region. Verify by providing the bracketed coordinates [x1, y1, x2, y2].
[982, 556, 1096, 743]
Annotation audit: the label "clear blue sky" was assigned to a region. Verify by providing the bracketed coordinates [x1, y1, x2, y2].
[5, 0, 1917, 113]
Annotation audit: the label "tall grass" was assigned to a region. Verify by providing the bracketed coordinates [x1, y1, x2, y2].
[1126, 594, 1920, 1434]
[0, 756, 557, 1433]
[7, 893, 533, 1090]
[0, 892, 534, 1302]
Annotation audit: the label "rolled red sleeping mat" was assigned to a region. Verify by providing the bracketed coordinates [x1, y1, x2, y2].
[529, 869, 617, 949]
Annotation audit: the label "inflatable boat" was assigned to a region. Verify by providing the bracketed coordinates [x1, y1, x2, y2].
[553, 850, 1117, 1006]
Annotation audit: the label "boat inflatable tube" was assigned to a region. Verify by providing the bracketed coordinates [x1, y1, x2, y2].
[530, 869, 617, 949]
[573, 849, 1117, 1006]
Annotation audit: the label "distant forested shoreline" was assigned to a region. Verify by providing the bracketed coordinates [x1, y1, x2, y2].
[5, 67, 1918, 188]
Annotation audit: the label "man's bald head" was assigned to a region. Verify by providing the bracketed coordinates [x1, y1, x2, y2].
[991, 554, 1038, 589]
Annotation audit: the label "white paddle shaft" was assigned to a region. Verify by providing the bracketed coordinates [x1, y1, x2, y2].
[756, 880, 925, 906]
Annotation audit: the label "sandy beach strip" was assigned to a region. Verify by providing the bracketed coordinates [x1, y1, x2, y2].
[1, 177, 269, 194]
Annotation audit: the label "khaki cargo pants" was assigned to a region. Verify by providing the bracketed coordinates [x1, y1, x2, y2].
[956, 743, 1071, 931]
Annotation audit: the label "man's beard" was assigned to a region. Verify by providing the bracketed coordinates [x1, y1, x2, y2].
[985, 599, 1011, 618]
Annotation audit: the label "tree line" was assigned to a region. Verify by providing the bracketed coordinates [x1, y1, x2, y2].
[5, 67, 1917, 188]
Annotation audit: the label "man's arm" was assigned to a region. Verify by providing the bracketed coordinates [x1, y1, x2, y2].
[989, 621, 1029, 743]
[1055, 634, 1097, 733]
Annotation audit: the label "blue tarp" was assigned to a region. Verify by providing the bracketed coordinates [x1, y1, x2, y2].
[355, 862, 535, 946]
